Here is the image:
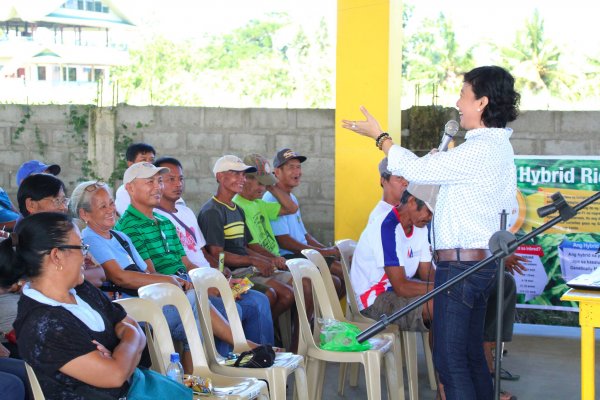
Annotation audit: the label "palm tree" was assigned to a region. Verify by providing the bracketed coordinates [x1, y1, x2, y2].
[498, 9, 577, 99]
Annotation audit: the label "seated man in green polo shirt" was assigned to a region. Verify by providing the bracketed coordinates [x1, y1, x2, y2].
[115, 162, 273, 358]
[116, 162, 196, 276]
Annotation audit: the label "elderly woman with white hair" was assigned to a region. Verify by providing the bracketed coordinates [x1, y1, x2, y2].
[69, 180, 259, 373]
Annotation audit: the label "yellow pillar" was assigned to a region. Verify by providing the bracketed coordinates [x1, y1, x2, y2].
[335, 0, 403, 240]
[580, 302, 597, 400]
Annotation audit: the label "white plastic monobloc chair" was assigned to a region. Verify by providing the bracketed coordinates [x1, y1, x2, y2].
[336, 238, 438, 399]
[286, 257, 399, 400]
[188, 267, 309, 400]
[125, 287, 269, 399]
[25, 362, 45, 400]
[301, 248, 405, 400]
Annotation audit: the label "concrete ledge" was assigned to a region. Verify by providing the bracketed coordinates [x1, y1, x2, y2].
[514, 322, 600, 340]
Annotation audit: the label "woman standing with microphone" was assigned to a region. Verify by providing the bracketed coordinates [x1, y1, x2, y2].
[343, 65, 520, 400]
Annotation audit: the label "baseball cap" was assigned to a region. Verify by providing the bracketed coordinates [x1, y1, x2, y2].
[378, 157, 390, 176]
[273, 148, 307, 168]
[213, 155, 257, 177]
[243, 154, 277, 186]
[123, 162, 169, 184]
[16, 160, 61, 186]
[407, 182, 439, 212]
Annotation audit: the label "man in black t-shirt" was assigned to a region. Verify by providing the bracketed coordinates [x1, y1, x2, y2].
[198, 155, 296, 324]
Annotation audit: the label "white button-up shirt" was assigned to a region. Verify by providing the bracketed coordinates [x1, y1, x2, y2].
[387, 127, 516, 250]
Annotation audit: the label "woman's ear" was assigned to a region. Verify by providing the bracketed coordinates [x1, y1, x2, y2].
[25, 198, 38, 214]
[78, 208, 88, 223]
[479, 96, 489, 111]
[48, 247, 63, 267]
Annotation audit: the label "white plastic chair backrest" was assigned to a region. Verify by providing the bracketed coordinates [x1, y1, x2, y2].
[25, 362, 45, 400]
[114, 297, 174, 375]
[137, 283, 212, 375]
[335, 239, 361, 317]
[301, 249, 345, 321]
[286, 258, 337, 348]
[188, 267, 249, 354]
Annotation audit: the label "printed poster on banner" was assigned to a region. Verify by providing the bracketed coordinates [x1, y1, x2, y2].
[509, 156, 600, 311]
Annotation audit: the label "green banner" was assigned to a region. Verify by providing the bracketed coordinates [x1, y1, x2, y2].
[511, 156, 600, 310]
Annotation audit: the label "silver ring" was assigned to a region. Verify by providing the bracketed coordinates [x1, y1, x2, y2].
[351, 123, 357, 129]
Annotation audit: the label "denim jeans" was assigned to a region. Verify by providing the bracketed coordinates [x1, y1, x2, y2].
[209, 289, 274, 356]
[433, 260, 497, 400]
[0, 358, 27, 400]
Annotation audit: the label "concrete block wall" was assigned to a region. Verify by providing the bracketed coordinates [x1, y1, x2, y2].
[1, 105, 600, 242]
[0, 104, 91, 192]
[114, 106, 336, 241]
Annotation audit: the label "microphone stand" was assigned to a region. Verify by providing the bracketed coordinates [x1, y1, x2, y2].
[493, 211, 508, 400]
[356, 190, 600, 399]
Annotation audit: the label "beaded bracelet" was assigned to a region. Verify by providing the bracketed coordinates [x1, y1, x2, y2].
[375, 132, 390, 149]
[375, 132, 389, 145]
[377, 136, 392, 150]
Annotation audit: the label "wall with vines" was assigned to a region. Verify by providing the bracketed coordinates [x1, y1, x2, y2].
[1, 105, 599, 245]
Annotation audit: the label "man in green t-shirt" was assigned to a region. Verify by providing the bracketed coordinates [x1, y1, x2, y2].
[233, 154, 298, 256]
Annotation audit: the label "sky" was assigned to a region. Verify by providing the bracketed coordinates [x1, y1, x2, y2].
[125, 0, 597, 48]
[124, 0, 336, 40]
[407, 0, 599, 63]
[122, 0, 600, 69]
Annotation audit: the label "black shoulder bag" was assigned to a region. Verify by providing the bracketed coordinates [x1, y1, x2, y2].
[99, 231, 145, 298]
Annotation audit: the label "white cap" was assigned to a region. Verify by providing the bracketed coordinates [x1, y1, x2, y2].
[212, 155, 257, 176]
[123, 162, 169, 184]
[407, 182, 439, 212]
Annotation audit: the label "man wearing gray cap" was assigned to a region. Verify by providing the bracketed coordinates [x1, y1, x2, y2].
[351, 182, 436, 332]
[368, 157, 409, 223]
[234, 154, 298, 257]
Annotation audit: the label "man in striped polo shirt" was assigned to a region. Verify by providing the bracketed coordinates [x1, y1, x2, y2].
[116, 162, 198, 276]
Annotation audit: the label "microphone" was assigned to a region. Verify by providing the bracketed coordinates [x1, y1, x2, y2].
[438, 120, 459, 152]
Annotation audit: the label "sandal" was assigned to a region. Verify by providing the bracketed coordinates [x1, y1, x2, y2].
[500, 367, 520, 381]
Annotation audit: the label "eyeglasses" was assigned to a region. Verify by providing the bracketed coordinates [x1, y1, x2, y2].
[55, 244, 90, 257]
[39, 196, 70, 208]
[84, 180, 106, 192]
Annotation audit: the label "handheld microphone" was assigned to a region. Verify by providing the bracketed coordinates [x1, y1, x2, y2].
[438, 120, 459, 152]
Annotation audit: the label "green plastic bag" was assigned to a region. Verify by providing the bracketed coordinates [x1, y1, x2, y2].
[318, 319, 372, 352]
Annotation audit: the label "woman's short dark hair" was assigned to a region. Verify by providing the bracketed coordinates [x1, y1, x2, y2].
[464, 66, 520, 128]
[17, 174, 67, 217]
[0, 213, 74, 287]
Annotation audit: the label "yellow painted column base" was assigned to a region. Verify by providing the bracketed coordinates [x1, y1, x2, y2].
[580, 303, 597, 400]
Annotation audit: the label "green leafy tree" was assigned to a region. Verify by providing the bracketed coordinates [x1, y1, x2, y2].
[111, 13, 333, 107]
[498, 9, 577, 98]
[112, 35, 203, 105]
[403, 12, 475, 97]
[197, 13, 333, 107]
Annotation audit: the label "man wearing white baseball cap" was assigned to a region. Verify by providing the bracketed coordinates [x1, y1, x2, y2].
[198, 155, 296, 341]
[212, 154, 257, 176]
